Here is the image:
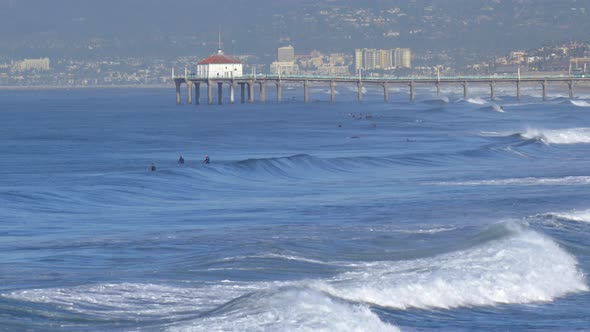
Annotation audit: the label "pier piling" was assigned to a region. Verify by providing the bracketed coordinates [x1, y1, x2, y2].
[207, 81, 213, 105]
[187, 81, 193, 105]
[259, 82, 266, 103]
[217, 82, 223, 105]
[276, 81, 282, 103]
[330, 81, 336, 103]
[357, 81, 363, 103]
[229, 82, 235, 104]
[175, 80, 181, 105]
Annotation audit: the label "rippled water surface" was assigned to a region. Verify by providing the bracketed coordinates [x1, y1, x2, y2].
[1, 87, 590, 331]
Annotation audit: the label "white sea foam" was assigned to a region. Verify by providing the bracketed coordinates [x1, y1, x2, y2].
[465, 97, 488, 105]
[571, 100, 590, 107]
[430, 175, 590, 186]
[5, 225, 586, 330]
[490, 103, 504, 112]
[314, 224, 588, 310]
[168, 288, 399, 332]
[547, 209, 590, 223]
[521, 128, 590, 144]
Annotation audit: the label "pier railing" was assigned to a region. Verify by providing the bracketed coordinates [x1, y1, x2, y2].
[172, 71, 590, 105]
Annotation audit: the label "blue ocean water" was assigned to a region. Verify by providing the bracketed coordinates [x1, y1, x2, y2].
[1, 85, 590, 331]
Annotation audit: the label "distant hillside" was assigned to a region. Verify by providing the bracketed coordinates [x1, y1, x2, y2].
[0, 0, 588, 59]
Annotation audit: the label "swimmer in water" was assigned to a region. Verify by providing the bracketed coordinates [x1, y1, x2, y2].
[203, 154, 210, 164]
[150, 163, 156, 171]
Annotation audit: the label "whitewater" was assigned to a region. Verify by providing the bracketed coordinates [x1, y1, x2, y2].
[1, 87, 590, 331]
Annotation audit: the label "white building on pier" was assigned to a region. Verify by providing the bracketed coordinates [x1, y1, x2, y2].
[196, 50, 242, 79]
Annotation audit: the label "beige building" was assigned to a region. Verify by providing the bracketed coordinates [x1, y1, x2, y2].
[14, 58, 50, 71]
[394, 48, 411, 68]
[278, 45, 295, 62]
[355, 48, 404, 71]
[270, 61, 299, 75]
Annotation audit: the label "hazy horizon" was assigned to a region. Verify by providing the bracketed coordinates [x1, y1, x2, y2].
[1, 0, 589, 60]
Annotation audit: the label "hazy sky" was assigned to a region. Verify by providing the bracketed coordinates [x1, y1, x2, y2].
[1, 0, 589, 59]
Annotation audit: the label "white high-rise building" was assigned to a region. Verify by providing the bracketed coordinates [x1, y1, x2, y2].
[278, 45, 295, 62]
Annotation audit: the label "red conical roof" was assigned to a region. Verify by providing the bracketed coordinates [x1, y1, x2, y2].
[198, 50, 241, 65]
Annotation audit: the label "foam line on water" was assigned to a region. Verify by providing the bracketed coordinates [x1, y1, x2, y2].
[430, 175, 590, 186]
[314, 223, 588, 310]
[167, 288, 400, 332]
[521, 128, 590, 144]
[4, 224, 586, 328]
[544, 209, 590, 223]
[570, 100, 590, 107]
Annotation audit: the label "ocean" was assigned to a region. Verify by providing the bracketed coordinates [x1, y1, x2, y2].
[1, 85, 590, 331]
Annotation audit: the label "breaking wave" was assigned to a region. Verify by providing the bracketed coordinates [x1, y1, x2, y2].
[544, 209, 590, 223]
[4, 223, 586, 330]
[569, 100, 590, 107]
[430, 175, 590, 186]
[521, 128, 590, 144]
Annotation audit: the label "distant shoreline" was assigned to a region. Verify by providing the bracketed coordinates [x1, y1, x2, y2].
[0, 84, 172, 90]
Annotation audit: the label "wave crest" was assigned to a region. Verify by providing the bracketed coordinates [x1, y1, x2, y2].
[314, 223, 588, 310]
[521, 128, 590, 144]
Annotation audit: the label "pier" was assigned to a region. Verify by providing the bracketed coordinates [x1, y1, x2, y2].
[173, 73, 590, 105]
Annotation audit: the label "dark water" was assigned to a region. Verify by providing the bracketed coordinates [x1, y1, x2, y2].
[1, 86, 590, 331]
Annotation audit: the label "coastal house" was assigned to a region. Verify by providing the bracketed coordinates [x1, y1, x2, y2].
[196, 50, 242, 79]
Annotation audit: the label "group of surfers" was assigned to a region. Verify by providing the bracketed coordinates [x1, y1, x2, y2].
[150, 154, 209, 171]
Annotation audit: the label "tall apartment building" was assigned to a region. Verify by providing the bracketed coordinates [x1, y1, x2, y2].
[355, 48, 408, 71]
[272, 45, 298, 75]
[393, 48, 411, 68]
[278, 45, 295, 62]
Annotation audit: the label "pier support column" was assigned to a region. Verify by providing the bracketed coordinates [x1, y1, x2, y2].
[217, 82, 223, 105]
[175, 80, 181, 105]
[187, 81, 193, 105]
[276, 81, 282, 103]
[568, 81, 574, 99]
[383, 82, 389, 102]
[259, 81, 266, 103]
[461, 81, 468, 99]
[304, 80, 309, 103]
[248, 82, 255, 103]
[229, 82, 235, 104]
[357, 81, 363, 103]
[516, 80, 521, 100]
[541, 80, 547, 101]
[436, 82, 440, 96]
[330, 81, 336, 103]
[239, 83, 246, 104]
[207, 80, 213, 105]
[195, 83, 200, 105]
[490, 81, 495, 101]
[409, 81, 415, 101]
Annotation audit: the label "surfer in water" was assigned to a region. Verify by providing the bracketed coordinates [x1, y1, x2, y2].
[150, 163, 156, 171]
[178, 155, 185, 164]
[202, 154, 210, 164]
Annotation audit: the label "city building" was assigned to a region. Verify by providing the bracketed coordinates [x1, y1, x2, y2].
[510, 51, 527, 64]
[278, 45, 295, 62]
[570, 57, 590, 73]
[394, 48, 411, 68]
[354, 49, 363, 72]
[355, 48, 408, 71]
[271, 45, 299, 75]
[270, 61, 299, 75]
[14, 58, 50, 71]
[196, 49, 242, 78]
